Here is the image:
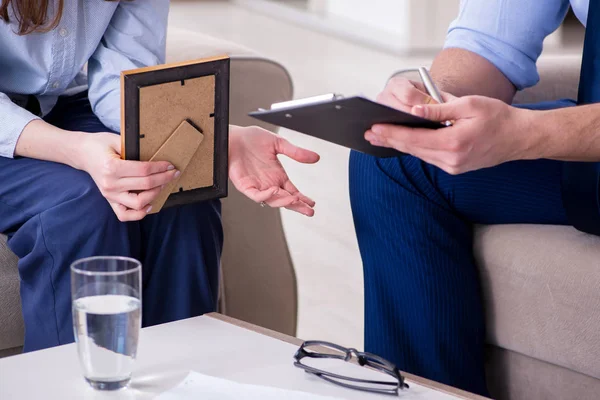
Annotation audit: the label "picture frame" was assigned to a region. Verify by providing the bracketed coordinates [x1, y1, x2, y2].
[121, 56, 230, 210]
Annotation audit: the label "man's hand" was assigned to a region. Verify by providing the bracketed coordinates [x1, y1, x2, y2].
[367, 93, 536, 174]
[376, 76, 440, 113]
[229, 125, 320, 216]
[76, 132, 179, 221]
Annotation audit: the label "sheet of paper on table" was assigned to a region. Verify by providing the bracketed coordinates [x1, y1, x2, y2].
[156, 371, 343, 400]
[156, 371, 461, 400]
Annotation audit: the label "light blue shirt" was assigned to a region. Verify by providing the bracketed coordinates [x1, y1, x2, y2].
[0, 0, 169, 158]
[444, 0, 588, 91]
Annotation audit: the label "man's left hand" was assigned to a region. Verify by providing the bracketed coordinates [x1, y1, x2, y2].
[366, 94, 537, 174]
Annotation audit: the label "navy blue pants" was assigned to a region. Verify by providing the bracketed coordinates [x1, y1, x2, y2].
[349, 100, 576, 396]
[0, 93, 223, 352]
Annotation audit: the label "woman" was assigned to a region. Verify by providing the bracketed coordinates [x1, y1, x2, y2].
[0, 0, 319, 352]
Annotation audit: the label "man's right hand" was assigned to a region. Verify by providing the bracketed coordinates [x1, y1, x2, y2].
[75, 132, 179, 222]
[375, 76, 447, 113]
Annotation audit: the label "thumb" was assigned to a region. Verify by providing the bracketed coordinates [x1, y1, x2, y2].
[412, 102, 463, 123]
[103, 132, 122, 154]
[276, 138, 321, 164]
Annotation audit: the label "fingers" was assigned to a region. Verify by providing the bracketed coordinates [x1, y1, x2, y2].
[284, 202, 315, 217]
[275, 138, 320, 164]
[116, 169, 180, 191]
[114, 186, 162, 212]
[283, 180, 315, 207]
[376, 91, 413, 113]
[378, 77, 433, 112]
[249, 184, 316, 216]
[241, 186, 280, 204]
[387, 77, 433, 105]
[412, 103, 459, 122]
[264, 193, 300, 208]
[111, 158, 175, 178]
[366, 125, 449, 153]
[412, 96, 477, 122]
[266, 189, 315, 216]
[109, 202, 149, 222]
[238, 179, 316, 216]
[108, 186, 167, 222]
[365, 126, 474, 175]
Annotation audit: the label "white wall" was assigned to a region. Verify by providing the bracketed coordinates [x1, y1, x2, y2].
[325, 0, 411, 38]
[318, 0, 460, 50]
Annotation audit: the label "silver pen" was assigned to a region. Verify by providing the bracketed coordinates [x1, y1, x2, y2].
[417, 67, 453, 126]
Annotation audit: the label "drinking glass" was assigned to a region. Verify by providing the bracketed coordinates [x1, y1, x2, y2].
[71, 256, 142, 390]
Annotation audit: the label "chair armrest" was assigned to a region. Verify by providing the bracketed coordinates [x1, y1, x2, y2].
[167, 28, 298, 336]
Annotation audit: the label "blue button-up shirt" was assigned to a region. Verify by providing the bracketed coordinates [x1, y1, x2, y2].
[445, 0, 588, 91]
[0, 0, 168, 158]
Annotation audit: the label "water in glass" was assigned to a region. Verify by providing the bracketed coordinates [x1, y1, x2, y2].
[71, 257, 142, 391]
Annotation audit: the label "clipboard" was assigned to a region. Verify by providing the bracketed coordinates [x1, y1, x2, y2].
[249, 94, 445, 158]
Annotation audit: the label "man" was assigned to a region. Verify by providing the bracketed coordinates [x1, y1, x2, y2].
[350, 0, 598, 396]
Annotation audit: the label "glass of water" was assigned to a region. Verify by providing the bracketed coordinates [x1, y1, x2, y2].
[71, 256, 142, 391]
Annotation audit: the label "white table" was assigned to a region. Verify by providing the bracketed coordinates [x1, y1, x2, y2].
[0, 314, 487, 399]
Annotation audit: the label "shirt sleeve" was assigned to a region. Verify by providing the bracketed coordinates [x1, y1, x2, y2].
[0, 93, 40, 158]
[87, 0, 169, 133]
[444, 0, 571, 90]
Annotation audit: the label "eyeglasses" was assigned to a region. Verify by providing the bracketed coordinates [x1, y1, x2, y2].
[293, 340, 409, 396]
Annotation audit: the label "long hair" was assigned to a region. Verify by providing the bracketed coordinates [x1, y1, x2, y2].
[0, 0, 120, 35]
[0, 0, 65, 35]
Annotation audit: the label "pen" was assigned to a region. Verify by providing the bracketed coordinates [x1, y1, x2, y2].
[418, 67, 453, 126]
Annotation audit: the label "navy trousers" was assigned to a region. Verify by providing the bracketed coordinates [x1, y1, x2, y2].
[349, 100, 577, 396]
[0, 93, 223, 352]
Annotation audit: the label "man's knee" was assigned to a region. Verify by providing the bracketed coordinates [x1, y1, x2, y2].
[350, 152, 427, 197]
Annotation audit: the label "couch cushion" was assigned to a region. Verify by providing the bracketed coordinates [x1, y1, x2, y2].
[474, 225, 600, 380]
[486, 345, 600, 400]
[0, 234, 24, 352]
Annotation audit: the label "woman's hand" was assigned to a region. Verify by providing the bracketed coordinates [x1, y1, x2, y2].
[15, 120, 178, 221]
[74, 132, 179, 221]
[229, 125, 320, 216]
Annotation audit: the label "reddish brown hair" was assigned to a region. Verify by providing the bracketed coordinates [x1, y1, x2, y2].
[0, 0, 119, 35]
[0, 0, 65, 35]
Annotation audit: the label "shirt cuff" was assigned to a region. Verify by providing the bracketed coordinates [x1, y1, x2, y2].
[444, 28, 540, 91]
[0, 95, 40, 158]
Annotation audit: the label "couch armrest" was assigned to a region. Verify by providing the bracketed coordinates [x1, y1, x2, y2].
[513, 55, 581, 104]
[167, 28, 298, 336]
[0, 235, 23, 354]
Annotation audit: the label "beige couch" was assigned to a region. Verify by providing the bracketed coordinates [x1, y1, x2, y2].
[1, 29, 599, 400]
[474, 58, 599, 400]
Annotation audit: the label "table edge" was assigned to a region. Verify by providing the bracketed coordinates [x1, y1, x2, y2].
[206, 313, 491, 400]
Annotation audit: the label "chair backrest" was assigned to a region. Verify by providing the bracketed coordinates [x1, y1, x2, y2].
[164, 27, 299, 337]
[219, 57, 297, 336]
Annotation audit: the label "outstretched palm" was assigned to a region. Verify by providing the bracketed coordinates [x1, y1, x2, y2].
[228, 125, 320, 216]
